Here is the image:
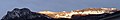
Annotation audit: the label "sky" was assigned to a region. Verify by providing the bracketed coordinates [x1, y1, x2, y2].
[0, 0, 120, 19]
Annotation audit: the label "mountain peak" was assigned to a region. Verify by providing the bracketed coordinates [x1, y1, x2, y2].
[1, 8, 120, 20]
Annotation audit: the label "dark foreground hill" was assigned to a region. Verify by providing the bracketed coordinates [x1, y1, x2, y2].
[1, 8, 120, 20]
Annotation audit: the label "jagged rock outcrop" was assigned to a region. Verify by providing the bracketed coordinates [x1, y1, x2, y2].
[1, 8, 53, 20]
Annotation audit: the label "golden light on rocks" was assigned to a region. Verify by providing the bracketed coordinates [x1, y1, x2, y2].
[37, 8, 118, 19]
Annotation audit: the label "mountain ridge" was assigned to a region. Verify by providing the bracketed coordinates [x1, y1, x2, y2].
[1, 8, 120, 20]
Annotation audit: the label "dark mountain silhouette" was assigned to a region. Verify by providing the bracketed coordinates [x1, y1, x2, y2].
[1, 8, 120, 20]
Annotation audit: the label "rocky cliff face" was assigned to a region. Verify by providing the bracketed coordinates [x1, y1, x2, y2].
[1, 8, 120, 20]
[1, 8, 55, 20]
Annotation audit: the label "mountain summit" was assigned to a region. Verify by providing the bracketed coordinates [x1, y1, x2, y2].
[1, 8, 120, 20]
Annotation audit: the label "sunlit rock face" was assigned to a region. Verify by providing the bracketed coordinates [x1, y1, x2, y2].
[1, 8, 120, 20]
[38, 8, 118, 19]
[73, 8, 117, 14]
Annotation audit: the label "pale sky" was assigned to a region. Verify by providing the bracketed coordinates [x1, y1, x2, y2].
[0, 0, 120, 19]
